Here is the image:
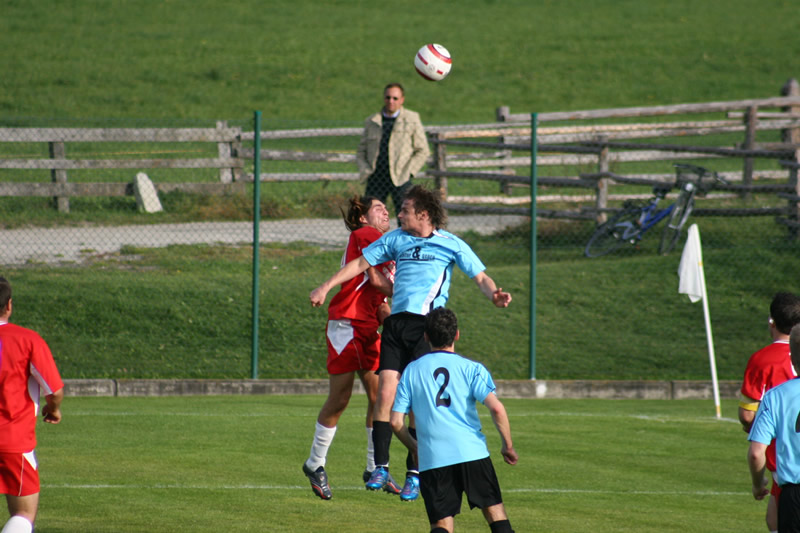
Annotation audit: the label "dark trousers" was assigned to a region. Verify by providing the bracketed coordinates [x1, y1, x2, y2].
[365, 173, 413, 217]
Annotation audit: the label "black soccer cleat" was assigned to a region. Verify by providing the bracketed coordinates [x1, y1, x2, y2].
[303, 463, 332, 500]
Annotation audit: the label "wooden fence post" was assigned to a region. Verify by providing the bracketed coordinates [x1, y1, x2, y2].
[595, 135, 609, 224]
[430, 133, 448, 199]
[230, 126, 243, 182]
[496, 106, 510, 122]
[790, 149, 800, 240]
[781, 78, 800, 145]
[742, 106, 757, 200]
[216, 120, 233, 184]
[49, 141, 69, 213]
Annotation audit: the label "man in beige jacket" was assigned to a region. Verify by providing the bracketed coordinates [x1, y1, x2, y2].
[357, 83, 430, 218]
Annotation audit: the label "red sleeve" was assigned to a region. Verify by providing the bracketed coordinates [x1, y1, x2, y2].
[29, 332, 64, 395]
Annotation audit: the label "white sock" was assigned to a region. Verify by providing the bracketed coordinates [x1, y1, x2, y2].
[365, 427, 376, 472]
[305, 422, 336, 470]
[2, 516, 33, 533]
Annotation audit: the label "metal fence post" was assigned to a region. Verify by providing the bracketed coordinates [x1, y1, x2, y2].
[529, 113, 538, 380]
[251, 111, 262, 379]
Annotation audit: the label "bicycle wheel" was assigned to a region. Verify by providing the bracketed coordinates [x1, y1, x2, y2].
[658, 190, 695, 255]
[584, 208, 643, 258]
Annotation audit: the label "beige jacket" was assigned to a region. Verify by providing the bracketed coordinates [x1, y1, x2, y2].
[356, 107, 430, 187]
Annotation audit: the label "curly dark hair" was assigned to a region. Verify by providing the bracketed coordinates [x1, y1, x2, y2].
[404, 185, 447, 229]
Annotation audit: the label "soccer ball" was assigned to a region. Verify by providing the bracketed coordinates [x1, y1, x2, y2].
[414, 44, 452, 82]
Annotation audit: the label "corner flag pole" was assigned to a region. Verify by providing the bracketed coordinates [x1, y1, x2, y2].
[697, 246, 721, 419]
[678, 224, 721, 418]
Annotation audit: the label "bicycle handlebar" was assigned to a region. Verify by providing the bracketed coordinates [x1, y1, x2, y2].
[672, 163, 728, 195]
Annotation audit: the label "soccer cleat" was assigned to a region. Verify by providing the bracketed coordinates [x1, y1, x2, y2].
[400, 473, 420, 501]
[363, 469, 372, 483]
[365, 466, 400, 494]
[365, 466, 388, 490]
[382, 472, 401, 495]
[302, 463, 332, 500]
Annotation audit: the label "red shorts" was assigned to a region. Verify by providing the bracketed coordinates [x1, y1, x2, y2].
[326, 319, 381, 374]
[773, 471, 782, 499]
[0, 451, 39, 497]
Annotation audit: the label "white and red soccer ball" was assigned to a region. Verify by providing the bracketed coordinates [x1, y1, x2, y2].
[414, 44, 452, 82]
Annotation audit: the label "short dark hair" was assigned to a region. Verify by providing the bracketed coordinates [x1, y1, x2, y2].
[384, 83, 405, 95]
[770, 292, 800, 335]
[404, 185, 447, 229]
[425, 307, 458, 348]
[790, 323, 800, 370]
[0, 277, 10, 309]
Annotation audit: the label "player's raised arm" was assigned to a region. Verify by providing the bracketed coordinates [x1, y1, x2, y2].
[310, 255, 371, 307]
[472, 271, 512, 308]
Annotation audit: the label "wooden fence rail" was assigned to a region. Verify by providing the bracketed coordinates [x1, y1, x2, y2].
[2, 82, 800, 234]
[0, 123, 244, 213]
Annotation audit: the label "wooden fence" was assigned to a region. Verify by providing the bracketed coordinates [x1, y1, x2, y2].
[2, 81, 800, 233]
[0, 122, 244, 213]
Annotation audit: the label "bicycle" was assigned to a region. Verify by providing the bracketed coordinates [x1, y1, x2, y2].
[584, 163, 728, 258]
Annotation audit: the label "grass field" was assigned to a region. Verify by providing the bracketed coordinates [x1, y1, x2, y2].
[2, 1, 799, 123]
[34, 396, 758, 532]
[2, 2, 798, 532]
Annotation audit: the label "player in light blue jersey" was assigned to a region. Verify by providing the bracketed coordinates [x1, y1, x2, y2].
[391, 308, 517, 533]
[361, 225, 486, 316]
[311, 185, 512, 501]
[749, 323, 800, 532]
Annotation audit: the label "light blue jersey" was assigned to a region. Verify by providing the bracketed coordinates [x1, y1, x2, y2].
[749, 377, 800, 485]
[362, 228, 486, 316]
[393, 350, 496, 471]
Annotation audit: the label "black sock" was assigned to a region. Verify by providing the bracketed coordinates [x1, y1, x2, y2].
[489, 519, 513, 533]
[372, 420, 392, 467]
[431, 528, 448, 533]
[407, 426, 418, 473]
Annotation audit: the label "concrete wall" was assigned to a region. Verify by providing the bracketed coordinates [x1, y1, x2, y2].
[64, 379, 742, 400]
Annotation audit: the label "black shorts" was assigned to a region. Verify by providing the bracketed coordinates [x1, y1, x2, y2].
[419, 457, 503, 524]
[378, 312, 430, 374]
[779, 483, 800, 532]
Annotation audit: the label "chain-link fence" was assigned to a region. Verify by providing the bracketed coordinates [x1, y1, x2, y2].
[1, 99, 799, 381]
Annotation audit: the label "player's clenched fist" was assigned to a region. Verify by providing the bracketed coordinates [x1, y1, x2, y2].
[310, 286, 329, 307]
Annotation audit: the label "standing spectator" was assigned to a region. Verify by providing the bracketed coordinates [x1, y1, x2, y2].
[0, 277, 64, 533]
[748, 323, 800, 533]
[357, 83, 430, 218]
[310, 185, 512, 502]
[302, 197, 400, 500]
[391, 308, 517, 533]
[739, 292, 800, 532]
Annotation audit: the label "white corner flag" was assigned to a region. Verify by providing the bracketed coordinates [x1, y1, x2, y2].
[678, 224, 721, 418]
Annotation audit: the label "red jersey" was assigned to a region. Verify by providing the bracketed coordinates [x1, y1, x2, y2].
[740, 340, 795, 472]
[0, 322, 63, 453]
[327, 226, 394, 327]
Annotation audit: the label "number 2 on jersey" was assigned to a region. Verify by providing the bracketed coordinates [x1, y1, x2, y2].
[434, 367, 451, 407]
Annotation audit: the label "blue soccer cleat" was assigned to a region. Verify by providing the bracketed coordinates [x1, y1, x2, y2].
[400, 473, 420, 502]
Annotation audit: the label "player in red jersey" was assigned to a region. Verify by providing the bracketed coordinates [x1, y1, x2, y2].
[0, 277, 64, 533]
[302, 196, 398, 500]
[739, 292, 800, 533]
